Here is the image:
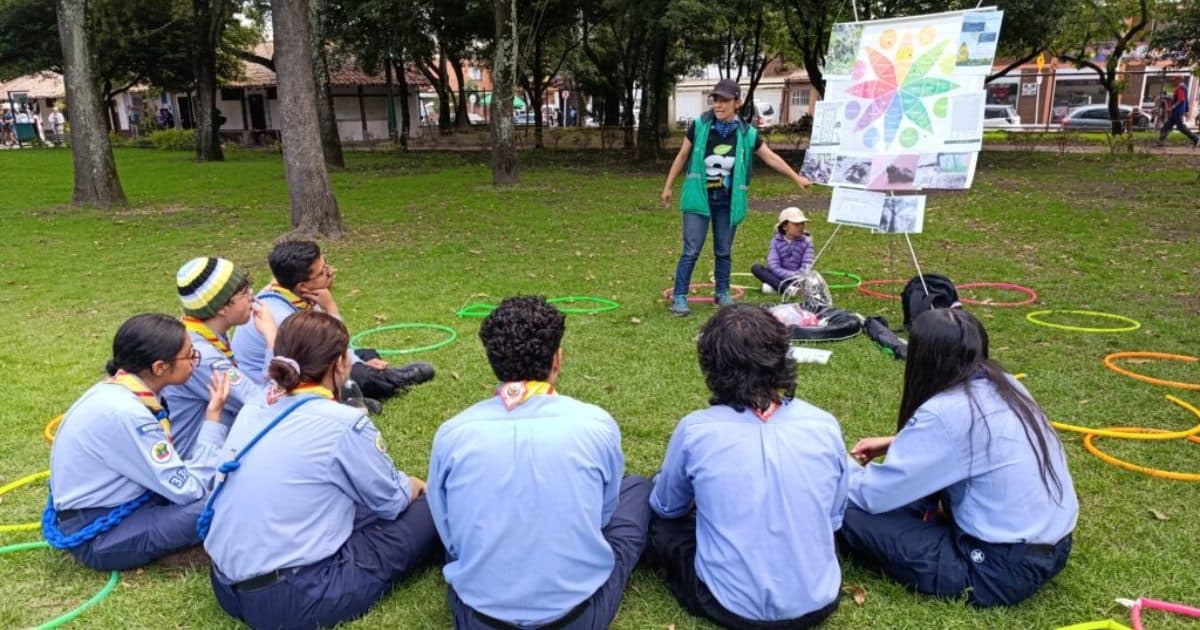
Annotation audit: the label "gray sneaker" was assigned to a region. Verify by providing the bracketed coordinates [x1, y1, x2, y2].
[669, 295, 691, 317]
[715, 293, 735, 307]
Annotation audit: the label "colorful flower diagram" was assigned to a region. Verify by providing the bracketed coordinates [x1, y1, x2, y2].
[846, 26, 960, 150]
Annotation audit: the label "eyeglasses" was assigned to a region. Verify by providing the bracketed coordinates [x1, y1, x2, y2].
[308, 262, 335, 281]
[173, 348, 201, 367]
[233, 285, 253, 301]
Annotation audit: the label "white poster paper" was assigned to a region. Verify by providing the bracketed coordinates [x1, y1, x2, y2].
[829, 188, 886, 228]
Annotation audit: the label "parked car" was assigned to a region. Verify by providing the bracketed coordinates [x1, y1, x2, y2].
[514, 111, 537, 126]
[1060, 104, 1150, 131]
[983, 105, 1021, 129]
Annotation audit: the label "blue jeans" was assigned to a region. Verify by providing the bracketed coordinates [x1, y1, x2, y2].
[673, 192, 737, 297]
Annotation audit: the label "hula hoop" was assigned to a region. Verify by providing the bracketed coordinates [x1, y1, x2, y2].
[350, 323, 458, 356]
[1104, 352, 1200, 391]
[44, 415, 62, 444]
[820, 270, 863, 290]
[1083, 428, 1200, 482]
[1055, 622, 1133, 630]
[1025, 310, 1141, 333]
[546, 296, 620, 315]
[956, 282, 1038, 307]
[456, 303, 495, 318]
[1051, 395, 1200, 441]
[0, 470, 49, 533]
[662, 283, 747, 304]
[0, 540, 120, 629]
[856, 279, 905, 300]
[709, 272, 756, 291]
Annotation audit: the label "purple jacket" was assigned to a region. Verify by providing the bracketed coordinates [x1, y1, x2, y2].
[767, 233, 814, 279]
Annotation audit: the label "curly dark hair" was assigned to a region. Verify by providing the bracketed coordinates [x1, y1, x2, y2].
[479, 296, 566, 382]
[698, 304, 796, 412]
[269, 240, 321, 290]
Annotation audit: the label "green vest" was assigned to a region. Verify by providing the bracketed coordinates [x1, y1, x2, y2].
[679, 112, 758, 226]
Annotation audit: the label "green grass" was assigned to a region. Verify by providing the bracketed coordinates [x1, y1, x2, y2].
[1, 146, 1198, 629]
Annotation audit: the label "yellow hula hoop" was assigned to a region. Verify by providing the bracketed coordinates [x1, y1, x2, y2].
[44, 415, 63, 443]
[1104, 352, 1200, 391]
[1051, 396, 1200, 441]
[1025, 309, 1141, 333]
[0, 470, 50, 533]
[1083, 428, 1200, 482]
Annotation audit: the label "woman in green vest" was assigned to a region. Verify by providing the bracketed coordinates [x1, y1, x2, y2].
[661, 79, 813, 317]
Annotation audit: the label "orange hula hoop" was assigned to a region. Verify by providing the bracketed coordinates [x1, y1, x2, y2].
[1104, 352, 1200, 391]
[44, 415, 63, 444]
[1083, 428, 1200, 482]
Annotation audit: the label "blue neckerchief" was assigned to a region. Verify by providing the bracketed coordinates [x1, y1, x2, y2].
[712, 119, 739, 138]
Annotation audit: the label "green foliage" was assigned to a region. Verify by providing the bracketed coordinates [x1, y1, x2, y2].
[1151, 0, 1200, 66]
[148, 128, 196, 150]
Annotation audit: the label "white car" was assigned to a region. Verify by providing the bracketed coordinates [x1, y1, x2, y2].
[983, 105, 1020, 129]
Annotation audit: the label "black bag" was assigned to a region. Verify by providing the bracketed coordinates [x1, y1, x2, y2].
[901, 273, 960, 331]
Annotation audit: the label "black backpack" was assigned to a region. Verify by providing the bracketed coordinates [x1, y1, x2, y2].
[901, 273, 960, 331]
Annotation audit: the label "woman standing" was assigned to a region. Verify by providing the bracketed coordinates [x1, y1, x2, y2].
[840, 308, 1078, 607]
[661, 78, 812, 317]
[44, 313, 230, 570]
[204, 310, 438, 630]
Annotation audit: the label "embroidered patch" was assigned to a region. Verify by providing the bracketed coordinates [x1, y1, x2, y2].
[352, 416, 369, 433]
[227, 368, 243, 385]
[375, 433, 388, 454]
[498, 381, 527, 411]
[168, 469, 189, 489]
[137, 422, 161, 435]
[150, 441, 173, 464]
[970, 549, 985, 564]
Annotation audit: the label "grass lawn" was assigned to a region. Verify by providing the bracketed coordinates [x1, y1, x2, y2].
[0, 146, 1198, 629]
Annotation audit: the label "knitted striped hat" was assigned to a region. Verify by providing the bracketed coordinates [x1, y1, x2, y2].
[176, 257, 247, 319]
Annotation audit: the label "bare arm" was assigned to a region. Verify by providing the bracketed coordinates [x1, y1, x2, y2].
[661, 138, 693, 206]
[756, 143, 812, 189]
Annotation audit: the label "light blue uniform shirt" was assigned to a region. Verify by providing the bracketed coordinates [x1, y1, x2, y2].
[49, 381, 227, 509]
[848, 377, 1079, 544]
[203, 394, 413, 583]
[428, 394, 624, 626]
[650, 400, 849, 621]
[162, 330, 266, 458]
[230, 289, 361, 386]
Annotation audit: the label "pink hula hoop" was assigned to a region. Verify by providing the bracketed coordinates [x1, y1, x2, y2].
[662, 283, 747, 303]
[856, 279, 905, 300]
[856, 279, 1037, 307]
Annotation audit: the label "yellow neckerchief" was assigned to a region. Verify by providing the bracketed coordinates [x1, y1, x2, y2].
[106, 370, 172, 440]
[496, 380, 556, 411]
[265, 282, 311, 311]
[753, 401, 780, 423]
[268, 382, 334, 404]
[181, 316, 234, 362]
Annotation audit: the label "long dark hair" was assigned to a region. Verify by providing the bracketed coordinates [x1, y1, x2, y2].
[266, 310, 349, 391]
[106, 313, 186, 376]
[698, 305, 796, 412]
[899, 308, 1065, 502]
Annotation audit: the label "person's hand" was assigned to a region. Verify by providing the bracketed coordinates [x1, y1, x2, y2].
[408, 475, 427, 498]
[850, 436, 894, 465]
[300, 288, 339, 316]
[250, 300, 277, 336]
[661, 185, 673, 207]
[795, 174, 813, 189]
[205, 369, 232, 423]
[365, 358, 389, 370]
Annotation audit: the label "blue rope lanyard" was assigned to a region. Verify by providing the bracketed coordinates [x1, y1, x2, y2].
[196, 396, 320, 540]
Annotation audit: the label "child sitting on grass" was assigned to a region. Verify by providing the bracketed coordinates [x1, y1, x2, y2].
[751, 206, 814, 294]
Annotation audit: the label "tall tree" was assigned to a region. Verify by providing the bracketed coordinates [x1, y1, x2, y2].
[311, 0, 344, 168]
[193, 0, 230, 161]
[1151, 0, 1200, 66]
[516, 0, 578, 148]
[55, 0, 126, 207]
[492, 0, 519, 184]
[1054, 0, 1154, 135]
[271, 0, 343, 237]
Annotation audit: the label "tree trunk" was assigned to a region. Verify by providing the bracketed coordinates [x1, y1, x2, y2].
[271, 0, 343, 238]
[532, 35, 544, 148]
[193, 0, 225, 161]
[491, 0, 519, 185]
[449, 56, 469, 130]
[394, 60, 412, 148]
[311, 0, 344, 168]
[56, 0, 125, 207]
[437, 55, 452, 134]
[384, 57, 398, 142]
[636, 21, 669, 161]
[622, 88, 635, 149]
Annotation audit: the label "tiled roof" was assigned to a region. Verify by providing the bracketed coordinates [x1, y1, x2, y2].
[0, 71, 65, 99]
[228, 42, 431, 90]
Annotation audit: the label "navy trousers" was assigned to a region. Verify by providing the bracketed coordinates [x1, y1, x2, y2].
[448, 476, 653, 630]
[59, 494, 204, 571]
[750, 264, 803, 294]
[211, 496, 441, 630]
[649, 512, 838, 630]
[838, 501, 1071, 607]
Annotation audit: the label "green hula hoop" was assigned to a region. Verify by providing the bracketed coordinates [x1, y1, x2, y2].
[819, 270, 863, 290]
[350, 323, 459, 356]
[1025, 309, 1141, 333]
[547, 296, 620, 315]
[456, 303, 495, 318]
[0, 540, 119, 629]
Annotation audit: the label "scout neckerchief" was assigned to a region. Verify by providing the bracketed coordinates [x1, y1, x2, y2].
[268, 381, 334, 404]
[106, 370, 172, 440]
[753, 401, 780, 423]
[265, 282, 311, 311]
[497, 380, 555, 411]
[182, 316, 234, 362]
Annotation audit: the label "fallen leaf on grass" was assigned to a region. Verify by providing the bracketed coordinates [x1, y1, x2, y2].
[450, 371, 461, 381]
[630, 317, 643, 324]
[1149, 508, 1170, 521]
[842, 583, 867, 605]
[373, 314, 388, 323]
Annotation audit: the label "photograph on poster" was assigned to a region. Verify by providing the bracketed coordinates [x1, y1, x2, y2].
[876, 195, 927, 233]
[828, 187, 886, 228]
[867, 154, 919, 190]
[832, 155, 873, 187]
[825, 23, 864, 76]
[914, 152, 975, 189]
[801, 151, 836, 185]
